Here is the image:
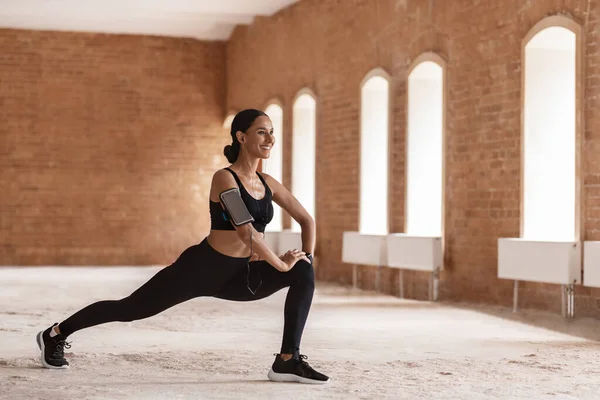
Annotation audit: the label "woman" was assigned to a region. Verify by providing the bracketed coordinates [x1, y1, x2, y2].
[36, 109, 330, 384]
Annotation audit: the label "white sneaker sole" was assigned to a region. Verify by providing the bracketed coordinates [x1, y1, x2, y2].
[36, 331, 69, 369]
[267, 369, 329, 384]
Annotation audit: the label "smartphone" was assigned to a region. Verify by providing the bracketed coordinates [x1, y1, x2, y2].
[219, 188, 255, 227]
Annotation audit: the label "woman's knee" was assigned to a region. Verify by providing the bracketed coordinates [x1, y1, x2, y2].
[292, 260, 315, 284]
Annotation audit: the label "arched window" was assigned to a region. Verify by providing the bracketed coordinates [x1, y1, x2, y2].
[522, 17, 581, 241]
[264, 102, 283, 232]
[291, 89, 317, 232]
[360, 69, 390, 235]
[406, 55, 445, 236]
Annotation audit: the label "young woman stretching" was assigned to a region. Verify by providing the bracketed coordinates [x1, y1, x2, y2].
[36, 109, 330, 384]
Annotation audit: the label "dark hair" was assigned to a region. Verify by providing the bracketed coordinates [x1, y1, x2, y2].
[224, 109, 268, 163]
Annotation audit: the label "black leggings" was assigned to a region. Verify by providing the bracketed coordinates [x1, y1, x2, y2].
[58, 238, 315, 355]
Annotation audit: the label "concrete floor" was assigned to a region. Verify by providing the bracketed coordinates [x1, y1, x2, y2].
[1, 266, 599, 399]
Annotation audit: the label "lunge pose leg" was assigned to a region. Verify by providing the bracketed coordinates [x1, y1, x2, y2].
[37, 109, 329, 384]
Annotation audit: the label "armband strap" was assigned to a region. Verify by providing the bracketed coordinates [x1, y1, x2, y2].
[219, 187, 255, 227]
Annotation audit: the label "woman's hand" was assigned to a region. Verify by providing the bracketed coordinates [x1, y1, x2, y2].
[279, 249, 310, 272]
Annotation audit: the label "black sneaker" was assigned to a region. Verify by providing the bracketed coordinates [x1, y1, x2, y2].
[267, 353, 329, 384]
[36, 323, 71, 369]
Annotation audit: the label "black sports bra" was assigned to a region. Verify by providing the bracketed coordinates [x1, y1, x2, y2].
[209, 168, 274, 233]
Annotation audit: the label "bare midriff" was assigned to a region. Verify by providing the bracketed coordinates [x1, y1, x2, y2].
[206, 229, 264, 258]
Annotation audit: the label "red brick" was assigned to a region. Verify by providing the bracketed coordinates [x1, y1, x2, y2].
[227, 0, 600, 317]
[1, 29, 228, 266]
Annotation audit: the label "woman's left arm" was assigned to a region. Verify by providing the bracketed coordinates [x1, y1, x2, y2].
[263, 173, 315, 255]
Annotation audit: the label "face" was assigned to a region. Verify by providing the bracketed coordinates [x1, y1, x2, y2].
[237, 115, 275, 159]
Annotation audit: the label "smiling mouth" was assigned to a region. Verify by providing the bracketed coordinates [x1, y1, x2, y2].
[260, 146, 272, 150]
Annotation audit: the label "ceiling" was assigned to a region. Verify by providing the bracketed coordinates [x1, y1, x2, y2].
[0, 0, 300, 40]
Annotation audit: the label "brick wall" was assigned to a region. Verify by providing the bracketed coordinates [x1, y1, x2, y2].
[0, 29, 228, 266]
[226, 0, 600, 316]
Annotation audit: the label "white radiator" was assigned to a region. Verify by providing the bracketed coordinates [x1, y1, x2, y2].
[497, 238, 581, 285]
[583, 241, 600, 288]
[342, 232, 387, 266]
[386, 234, 443, 272]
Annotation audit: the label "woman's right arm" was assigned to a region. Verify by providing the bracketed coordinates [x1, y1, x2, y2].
[210, 170, 304, 272]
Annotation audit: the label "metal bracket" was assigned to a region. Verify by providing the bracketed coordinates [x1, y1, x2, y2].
[429, 268, 440, 302]
[562, 283, 575, 319]
[398, 269, 404, 299]
[513, 280, 519, 313]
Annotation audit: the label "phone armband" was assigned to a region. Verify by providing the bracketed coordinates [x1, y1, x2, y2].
[219, 188, 255, 227]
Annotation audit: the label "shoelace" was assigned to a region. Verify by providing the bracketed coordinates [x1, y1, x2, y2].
[298, 354, 316, 372]
[53, 339, 71, 358]
[296, 354, 322, 378]
[298, 354, 309, 365]
[273, 353, 310, 365]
